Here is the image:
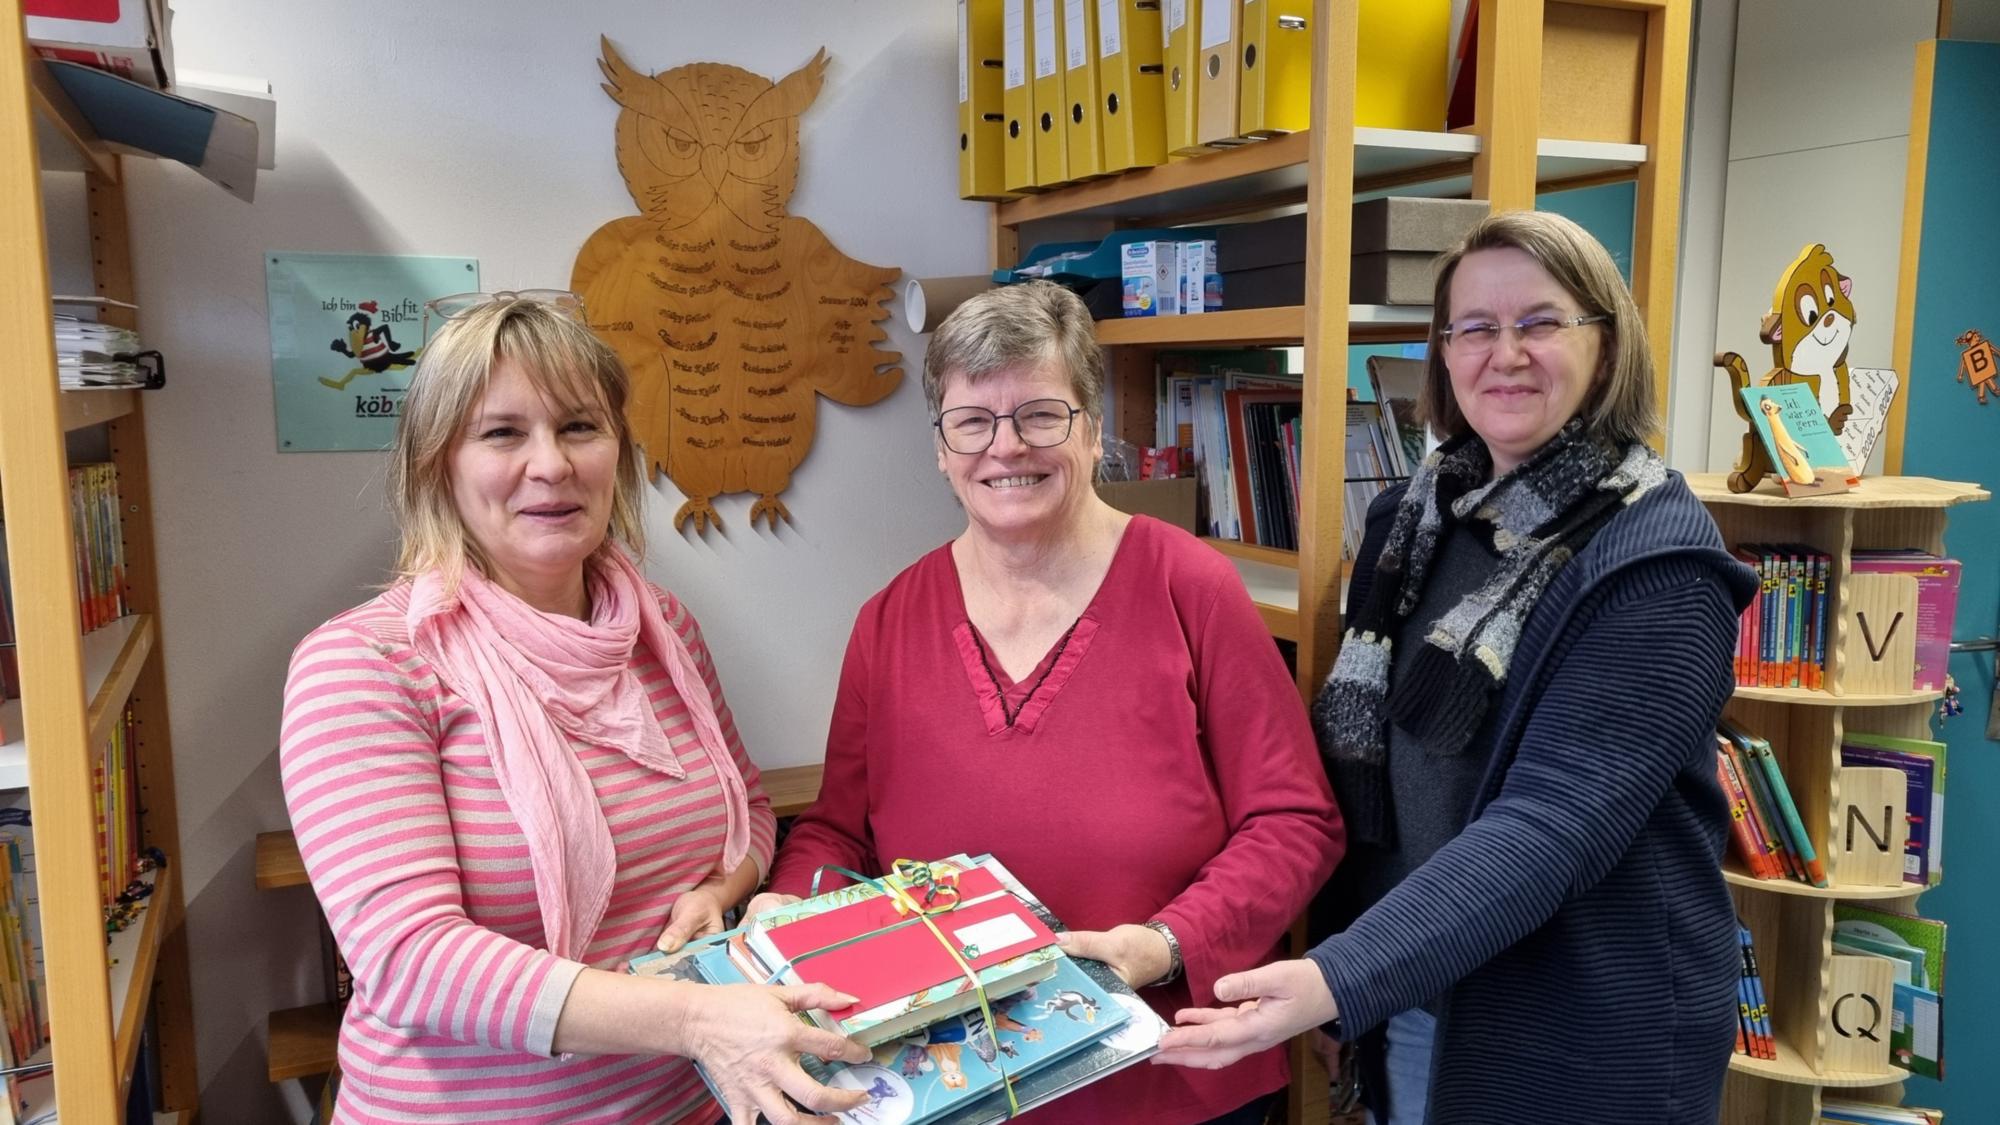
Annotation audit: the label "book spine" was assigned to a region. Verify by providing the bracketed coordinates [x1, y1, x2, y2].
[1759, 548, 1779, 687]
[1752, 736, 1828, 887]
[1740, 924, 1775, 1059]
[1715, 742, 1777, 879]
[1798, 549, 1818, 691]
[1787, 550, 1805, 688]
[1725, 732, 1797, 882]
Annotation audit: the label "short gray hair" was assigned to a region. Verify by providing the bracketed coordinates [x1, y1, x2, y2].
[1421, 210, 1659, 448]
[922, 280, 1105, 419]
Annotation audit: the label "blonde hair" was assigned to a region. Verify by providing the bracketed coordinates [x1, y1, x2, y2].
[388, 298, 645, 588]
[922, 280, 1105, 421]
[1420, 210, 1659, 447]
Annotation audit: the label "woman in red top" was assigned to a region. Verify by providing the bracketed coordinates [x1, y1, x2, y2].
[752, 281, 1344, 1124]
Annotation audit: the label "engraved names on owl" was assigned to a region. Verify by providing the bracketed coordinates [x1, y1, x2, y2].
[572, 39, 903, 534]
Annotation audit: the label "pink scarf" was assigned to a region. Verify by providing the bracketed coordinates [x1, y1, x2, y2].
[406, 550, 750, 960]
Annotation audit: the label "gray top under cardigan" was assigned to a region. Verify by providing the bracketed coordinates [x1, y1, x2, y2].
[1309, 471, 1756, 1124]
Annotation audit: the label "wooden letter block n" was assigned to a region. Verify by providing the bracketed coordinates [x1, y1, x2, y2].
[1835, 766, 1910, 887]
[1824, 954, 1896, 1074]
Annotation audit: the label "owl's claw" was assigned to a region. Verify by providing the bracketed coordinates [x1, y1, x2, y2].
[749, 495, 792, 530]
[674, 498, 722, 534]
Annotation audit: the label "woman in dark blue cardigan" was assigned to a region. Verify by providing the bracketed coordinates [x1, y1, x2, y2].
[1157, 211, 1756, 1123]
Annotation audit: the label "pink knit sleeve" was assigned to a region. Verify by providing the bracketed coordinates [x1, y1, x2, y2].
[279, 622, 585, 1057]
[659, 590, 779, 880]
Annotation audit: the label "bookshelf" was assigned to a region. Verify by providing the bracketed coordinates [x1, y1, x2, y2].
[988, 3, 1692, 1121]
[996, 0, 1691, 700]
[0, 5, 202, 1119]
[1691, 473, 1988, 1125]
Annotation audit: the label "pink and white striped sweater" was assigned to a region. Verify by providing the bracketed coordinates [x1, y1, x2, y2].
[280, 582, 775, 1124]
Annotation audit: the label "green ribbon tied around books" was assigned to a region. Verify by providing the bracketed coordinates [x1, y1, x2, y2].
[790, 858, 1024, 1116]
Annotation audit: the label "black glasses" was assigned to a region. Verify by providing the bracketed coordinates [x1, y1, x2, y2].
[934, 398, 1082, 454]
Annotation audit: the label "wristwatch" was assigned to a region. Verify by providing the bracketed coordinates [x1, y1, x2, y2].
[1142, 919, 1183, 987]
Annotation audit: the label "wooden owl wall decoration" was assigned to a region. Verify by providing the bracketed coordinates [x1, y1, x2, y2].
[572, 39, 903, 533]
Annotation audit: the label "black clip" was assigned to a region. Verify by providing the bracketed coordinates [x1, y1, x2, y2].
[114, 349, 167, 390]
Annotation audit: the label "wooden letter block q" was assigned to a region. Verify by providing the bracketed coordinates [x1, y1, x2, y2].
[1823, 954, 1896, 1074]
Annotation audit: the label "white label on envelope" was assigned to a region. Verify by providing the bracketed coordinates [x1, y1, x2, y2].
[953, 913, 1037, 953]
[1201, 0, 1231, 49]
[1005, 0, 1027, 88]
[1098, 0, 1122, 58]
[1065, 0, 1089, 70]
[1034, 0, 1058, 79]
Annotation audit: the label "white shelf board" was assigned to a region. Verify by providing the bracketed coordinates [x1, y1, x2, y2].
[1225, 555, 1299, 618]
[1352, 126, 1480, 179]
[1355, 136, 1650, 203]
[0, 615, 146, 790]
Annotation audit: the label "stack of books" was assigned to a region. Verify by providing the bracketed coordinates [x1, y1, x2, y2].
[1833, 905, 1946, 1080]
[1733, 921, 1773, 1061]
[1715, 721, 1826, 887]
[1849, 551, 1962, 692]
[633, 854, 1166, 1124]
[1729, 544, 1831, 689]
[1840, 731, 1947, 887]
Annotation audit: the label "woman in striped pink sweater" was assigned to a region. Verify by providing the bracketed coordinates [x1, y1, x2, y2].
[280, 295, 869, 1125]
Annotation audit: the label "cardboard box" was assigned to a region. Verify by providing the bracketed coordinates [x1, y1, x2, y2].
[1539, 1, 1645, 144]
[27, 0, 172, 89]
[1097, 478, 1197, 533]
[1121, 241, 1180, 317]
[1215, 263, 1304, 310]
[1215, 213, 1307, 274]
[1351, 197, 1489, 255]
[1350, 251, 1438, 305]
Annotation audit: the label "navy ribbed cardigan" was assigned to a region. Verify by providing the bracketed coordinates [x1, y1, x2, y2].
[1308, 471, 1757, 1123]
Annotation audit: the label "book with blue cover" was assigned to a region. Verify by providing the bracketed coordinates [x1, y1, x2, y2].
[631, 853, 1166, 1124]
[1740, 382, 1854, 496]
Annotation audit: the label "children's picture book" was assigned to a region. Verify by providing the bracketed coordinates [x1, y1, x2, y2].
[1740, 382, 1854, 496]
[1840, 732, 1945, 886]
[1834, 905, 1946, 1079]
[632, 852, 1167, 1125]
[1848, 553, 1962, 692]
[742, 858, 1061, 1046]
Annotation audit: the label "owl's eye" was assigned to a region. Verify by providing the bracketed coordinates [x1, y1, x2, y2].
[736, 129, 771, 159]
[666, 129, 699, 158]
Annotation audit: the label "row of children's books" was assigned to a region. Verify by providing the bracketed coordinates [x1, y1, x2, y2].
[1714, 720, 1825, 887]
[1732, 920, 1774, 1060]
[1834, 903, 1947, 1081]
[632, 854, 1164, 1125]
[0, 462, 131, 715]
[1840, 730, 1946, 887]
[1731, 544, 1830, 689]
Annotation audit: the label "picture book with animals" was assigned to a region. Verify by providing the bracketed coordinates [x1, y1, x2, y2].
[741, 857, 1062, 1046]
[1741, 382, 1853, 497]
[632, 852, 1167, 1125]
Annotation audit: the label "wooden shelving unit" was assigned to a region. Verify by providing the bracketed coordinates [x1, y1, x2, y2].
[1694, 474, 1988, 1125]
[266, 1003, 342, 1083]
[985, 4, 1694, 1122]
[0, 9, 200, 1119]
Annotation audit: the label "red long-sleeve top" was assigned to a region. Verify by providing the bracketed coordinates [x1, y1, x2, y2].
[770, 517, 1344, 1124]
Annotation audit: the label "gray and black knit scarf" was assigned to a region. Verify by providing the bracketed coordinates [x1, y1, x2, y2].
[1311, 419, 1667, 848]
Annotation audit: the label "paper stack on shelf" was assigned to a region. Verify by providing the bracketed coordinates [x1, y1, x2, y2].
[53, 315, 145, 388]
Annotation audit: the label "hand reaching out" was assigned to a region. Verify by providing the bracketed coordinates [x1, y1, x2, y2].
[656, 883, 730, 953]
[1054, 924, 1172, 988]
[675, 980, 872, 1125]
[744, 891, 803, 922]
[1154, 958, 1338, 1071]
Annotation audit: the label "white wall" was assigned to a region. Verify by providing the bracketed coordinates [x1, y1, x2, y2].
[110, 1, 978, 1117]
[1664, 0, 1740, 470]
[1702, 0, 1939, 473]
